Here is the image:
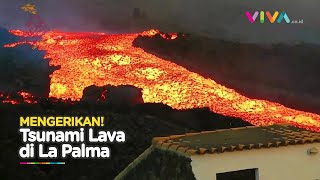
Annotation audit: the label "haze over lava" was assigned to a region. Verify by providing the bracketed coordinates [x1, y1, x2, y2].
[4, 29, 320, 132]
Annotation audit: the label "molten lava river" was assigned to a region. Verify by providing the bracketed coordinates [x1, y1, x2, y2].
[4, 29, 320, 132]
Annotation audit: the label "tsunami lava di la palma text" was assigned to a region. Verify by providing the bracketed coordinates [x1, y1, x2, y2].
[19, 128, 125, 158]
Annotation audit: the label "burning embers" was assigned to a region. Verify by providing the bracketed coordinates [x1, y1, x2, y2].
[3, 29, 320, 131]
[0, 91, 37, 104]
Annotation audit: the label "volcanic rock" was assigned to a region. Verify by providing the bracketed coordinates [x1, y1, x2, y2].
[82, 85, 107, 103]
[134, 103, 252, 131]
[0, 27, 53, 97]
[82, 85, 144, 107]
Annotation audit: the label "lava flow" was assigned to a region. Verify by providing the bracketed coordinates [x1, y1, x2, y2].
[4, 29, 320, 132]
[0, 91, 37, 104]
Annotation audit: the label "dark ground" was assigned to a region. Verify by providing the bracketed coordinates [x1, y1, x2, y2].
[133, 33, 320, 114]
[0, 27, 55, 97]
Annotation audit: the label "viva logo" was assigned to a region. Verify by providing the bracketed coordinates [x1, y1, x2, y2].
[246, 11, 291, 24]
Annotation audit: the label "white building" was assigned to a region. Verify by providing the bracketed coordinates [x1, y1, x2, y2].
[116, 124, 320, 180]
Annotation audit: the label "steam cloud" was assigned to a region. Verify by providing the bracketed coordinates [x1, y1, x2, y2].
[0, 0, 319, 43]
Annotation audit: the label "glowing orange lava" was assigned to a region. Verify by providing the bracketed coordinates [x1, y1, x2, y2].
[0, 91, 37, 104]
[4, 29, 320, 132]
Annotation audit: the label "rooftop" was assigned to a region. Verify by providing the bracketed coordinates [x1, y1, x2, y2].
[152, 124, 320, 156]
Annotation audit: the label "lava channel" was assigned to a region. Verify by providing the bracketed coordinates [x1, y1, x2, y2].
[4, 29, 320, 132]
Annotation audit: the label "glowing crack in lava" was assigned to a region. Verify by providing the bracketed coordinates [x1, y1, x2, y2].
[5, 29, 320, 132]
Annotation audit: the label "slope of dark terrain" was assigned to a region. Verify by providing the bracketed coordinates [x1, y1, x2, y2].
[133, 33, 320, 114]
